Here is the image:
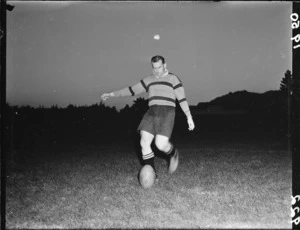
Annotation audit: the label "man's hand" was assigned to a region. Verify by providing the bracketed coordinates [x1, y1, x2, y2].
[187, 116, 195, 131]
[101, 92, 114, 101]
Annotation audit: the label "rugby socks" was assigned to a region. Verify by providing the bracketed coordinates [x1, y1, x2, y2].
[142, 152, 156, 172]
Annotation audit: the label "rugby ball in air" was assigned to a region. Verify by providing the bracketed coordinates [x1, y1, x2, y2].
[139, 165, 155, 189]
[154, 34, 160, 40]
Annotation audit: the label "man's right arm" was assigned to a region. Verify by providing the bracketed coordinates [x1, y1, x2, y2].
[101, 79, 148, 101]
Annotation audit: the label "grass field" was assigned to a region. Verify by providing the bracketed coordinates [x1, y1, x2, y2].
[6, 138, 292, 229]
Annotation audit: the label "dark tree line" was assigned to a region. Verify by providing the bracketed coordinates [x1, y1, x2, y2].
[3, 98, 151, 155]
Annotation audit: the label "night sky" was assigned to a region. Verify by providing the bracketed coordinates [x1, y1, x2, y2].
[7, 1, 292, 110]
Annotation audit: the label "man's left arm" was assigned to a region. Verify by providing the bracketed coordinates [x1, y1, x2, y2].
[173, 77, 195, 131]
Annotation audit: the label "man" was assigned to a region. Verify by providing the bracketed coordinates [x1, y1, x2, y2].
[101, 55, 195, 179]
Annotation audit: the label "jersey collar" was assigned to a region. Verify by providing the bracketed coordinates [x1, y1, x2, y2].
[155, 69, 169, 79]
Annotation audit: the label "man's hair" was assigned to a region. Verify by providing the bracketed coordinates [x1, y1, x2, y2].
[151, 55, 165, 64]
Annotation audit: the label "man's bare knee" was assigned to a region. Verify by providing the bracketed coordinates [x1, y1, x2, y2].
[155, 136, 170, 152]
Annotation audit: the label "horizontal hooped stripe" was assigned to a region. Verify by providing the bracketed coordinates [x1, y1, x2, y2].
[149, 96, 176, 103]
[148, 81, 173, 89]
[144, 152, 154, 157]
[140, 80, 148, 92]
[174, 83, 183, 89]
[128, 86, 135, 96]
[143, 152, 154, 160]
[179, 98, 187, 103]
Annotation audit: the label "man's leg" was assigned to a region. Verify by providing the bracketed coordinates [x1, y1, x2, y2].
[140, 130, 157, 174]
[155, 134, 179, 174]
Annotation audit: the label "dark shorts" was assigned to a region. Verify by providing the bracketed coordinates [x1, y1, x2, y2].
[137, 105, 176, 138]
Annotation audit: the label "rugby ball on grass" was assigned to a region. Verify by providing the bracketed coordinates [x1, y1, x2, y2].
[139, 165, 155, 189]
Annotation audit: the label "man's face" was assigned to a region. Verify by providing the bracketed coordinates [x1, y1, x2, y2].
[152, 60, 166, 77]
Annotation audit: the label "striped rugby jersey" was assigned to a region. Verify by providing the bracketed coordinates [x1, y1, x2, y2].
[113, 72, 192, 118]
